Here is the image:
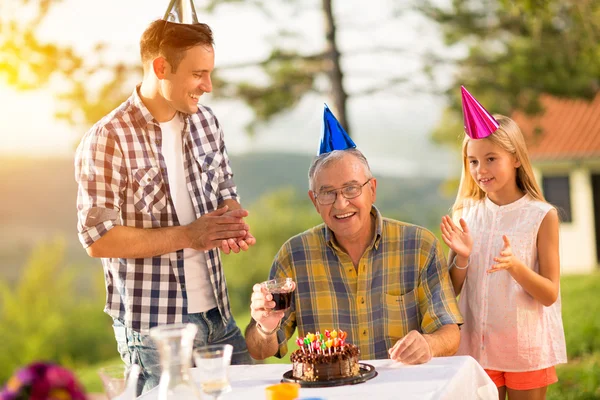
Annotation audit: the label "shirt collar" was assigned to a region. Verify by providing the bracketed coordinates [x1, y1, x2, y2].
[325, 205, 383, 251]
[485, 193, 530, 213]
[131, 84, 192, 129]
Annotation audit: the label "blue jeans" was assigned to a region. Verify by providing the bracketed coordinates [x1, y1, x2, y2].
[113, 308, 252, 395]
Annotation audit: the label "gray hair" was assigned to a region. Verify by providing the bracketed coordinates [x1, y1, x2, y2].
[308, 148, 373, 191]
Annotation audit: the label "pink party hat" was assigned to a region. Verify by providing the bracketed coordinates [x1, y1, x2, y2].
[461, 86, 499, 139]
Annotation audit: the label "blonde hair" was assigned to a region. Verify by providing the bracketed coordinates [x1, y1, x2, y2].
[452, 115, 545, 216]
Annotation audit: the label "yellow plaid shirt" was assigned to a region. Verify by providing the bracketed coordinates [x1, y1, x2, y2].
[272, 206, 463, 360]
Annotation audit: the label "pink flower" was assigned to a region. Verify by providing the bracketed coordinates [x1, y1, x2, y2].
[1, 362, 86, 400]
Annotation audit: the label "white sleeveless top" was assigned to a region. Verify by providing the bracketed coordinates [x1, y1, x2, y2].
[160, 115, 217, 313]
[456, 195, 567, 371]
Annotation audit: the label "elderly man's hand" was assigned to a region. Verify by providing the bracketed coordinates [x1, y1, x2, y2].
[388, 330, 432, 365]
[250, 283, 285, 334]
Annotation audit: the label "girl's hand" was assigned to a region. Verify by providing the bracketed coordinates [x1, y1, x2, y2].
[440, 216, 473, 258]
[489, 235, 524, 274]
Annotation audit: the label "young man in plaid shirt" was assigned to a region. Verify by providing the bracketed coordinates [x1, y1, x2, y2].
[75, 16, 253, 392]
[247, 148, 463, 364]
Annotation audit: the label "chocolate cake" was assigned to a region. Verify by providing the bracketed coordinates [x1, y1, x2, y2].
[290, 342, 360, 382]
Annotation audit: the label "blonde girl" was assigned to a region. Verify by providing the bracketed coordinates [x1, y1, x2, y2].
[441, 113, 567, 400]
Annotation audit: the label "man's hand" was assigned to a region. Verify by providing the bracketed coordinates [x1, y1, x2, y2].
[388, 330, 432, 365]
[219, 209, 256, 254]
[185, 206, 249, 251]
[220, 232, 256, 254]
[250, 283, 286, 334]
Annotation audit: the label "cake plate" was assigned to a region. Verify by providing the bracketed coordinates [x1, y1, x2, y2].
[281, 363, 377, 388]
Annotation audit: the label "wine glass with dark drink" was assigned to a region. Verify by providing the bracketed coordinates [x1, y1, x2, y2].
[262, 277, 295, 311]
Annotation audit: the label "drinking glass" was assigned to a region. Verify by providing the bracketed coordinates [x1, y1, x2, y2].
[98, 364, 142, 400]
[150, 323, 201, 400]
[193, 344, 233, 400]
[261, 277, 295, 311]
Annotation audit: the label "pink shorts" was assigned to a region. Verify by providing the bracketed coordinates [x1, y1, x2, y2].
[484, 367, 558, 390]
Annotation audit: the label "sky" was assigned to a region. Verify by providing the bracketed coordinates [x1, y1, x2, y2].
[0, 0, 461, 178]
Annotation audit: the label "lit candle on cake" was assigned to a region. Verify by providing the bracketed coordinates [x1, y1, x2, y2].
[296, 337, 305, 353]
[304, 337, 312, 353]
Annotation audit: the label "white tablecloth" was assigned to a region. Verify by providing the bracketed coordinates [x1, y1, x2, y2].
[137, 356, 497, 400]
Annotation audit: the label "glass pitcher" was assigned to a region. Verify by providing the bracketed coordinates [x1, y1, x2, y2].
[149, 323, 202, 399]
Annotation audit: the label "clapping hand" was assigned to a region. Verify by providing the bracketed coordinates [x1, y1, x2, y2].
[489, 235, 523, 274]
[186, 206, 249, 251]
[220, 232, 256, 254]
[440, 216, 473, 259]
[219, 209, 256, 254]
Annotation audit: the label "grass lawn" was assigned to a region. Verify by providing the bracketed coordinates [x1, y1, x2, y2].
[79, 273, 600, 398]
[548, 352, 600, 399]
[547, 272, 600, 399]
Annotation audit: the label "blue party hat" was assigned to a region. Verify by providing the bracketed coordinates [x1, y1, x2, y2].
[318, 104, 356, 155]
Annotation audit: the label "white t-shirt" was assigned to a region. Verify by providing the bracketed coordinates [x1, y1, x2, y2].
[159, 114, 217, 313]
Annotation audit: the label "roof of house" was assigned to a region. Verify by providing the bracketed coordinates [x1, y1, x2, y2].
[511, 91, 600, 162]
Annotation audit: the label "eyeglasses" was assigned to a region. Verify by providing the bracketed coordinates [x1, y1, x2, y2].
[314, 179, 372, 205]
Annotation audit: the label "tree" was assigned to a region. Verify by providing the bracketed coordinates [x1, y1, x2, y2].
[0, 239, 114, 382]
[419, 0, 600, 147]
[0, 0, 140, 130]
[2, 0, 425, 136]
[202, 0, 422, 136]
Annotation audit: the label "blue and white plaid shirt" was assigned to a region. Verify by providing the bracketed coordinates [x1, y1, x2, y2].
[75, 86, 237, 333]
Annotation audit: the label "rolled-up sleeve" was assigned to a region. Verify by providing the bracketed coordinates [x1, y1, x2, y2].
[418, 238, 464, 333]
[74, 126, 125, 248]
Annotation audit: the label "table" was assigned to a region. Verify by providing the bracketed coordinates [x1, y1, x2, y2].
[137, 356, 498, 400]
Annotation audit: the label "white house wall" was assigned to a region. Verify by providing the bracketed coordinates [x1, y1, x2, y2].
[534, 166, 597, 274]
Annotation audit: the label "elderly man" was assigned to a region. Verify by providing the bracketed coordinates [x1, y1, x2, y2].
[246, 145, 463, 364]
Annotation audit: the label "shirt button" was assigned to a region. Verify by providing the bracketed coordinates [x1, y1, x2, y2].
[155, 139, 160, 145]
[177, 254, 183, 260]
[362, 329, 367, 336]
[360, 297, 365, 304]
[181, 284, 186, 290]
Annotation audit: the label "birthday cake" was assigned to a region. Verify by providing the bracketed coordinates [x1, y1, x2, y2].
[290, 330, 360, 382]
